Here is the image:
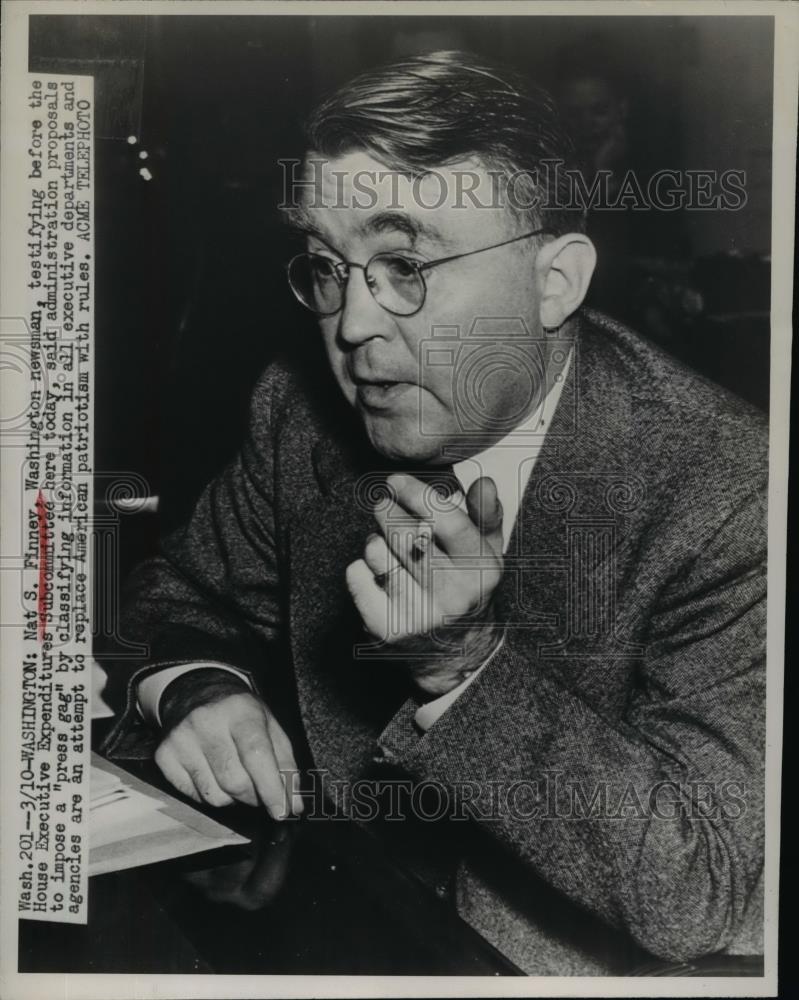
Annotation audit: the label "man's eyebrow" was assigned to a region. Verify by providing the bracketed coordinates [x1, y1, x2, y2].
[282, 211, 345, 257]
[360, 211, 450, 248]
[282, 207, 452, 251]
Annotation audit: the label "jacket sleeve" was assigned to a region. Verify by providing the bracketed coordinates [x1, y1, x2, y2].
[377, 486, 767, 962]
[100, 367, 285, 758]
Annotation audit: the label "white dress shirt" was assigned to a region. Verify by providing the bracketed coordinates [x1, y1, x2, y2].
[139, 351, 572, 730]
[414, 349, 571, 730]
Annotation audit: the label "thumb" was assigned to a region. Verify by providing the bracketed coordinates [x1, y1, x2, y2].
[466, 476, 503, 543]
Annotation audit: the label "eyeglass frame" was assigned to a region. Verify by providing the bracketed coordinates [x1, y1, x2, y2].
[286, 227, 550, 318]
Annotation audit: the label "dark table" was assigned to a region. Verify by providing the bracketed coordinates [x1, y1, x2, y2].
[18, 758, 521, 976]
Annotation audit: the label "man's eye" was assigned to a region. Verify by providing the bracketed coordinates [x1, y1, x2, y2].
[382, 255, 420, 280]
[311, 257, 338, 280]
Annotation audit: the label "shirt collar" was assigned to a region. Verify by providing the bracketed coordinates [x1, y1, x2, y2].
[452, 348, 573, 549]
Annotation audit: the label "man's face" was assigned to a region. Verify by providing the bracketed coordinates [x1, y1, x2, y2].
[297, 151, 543, 463]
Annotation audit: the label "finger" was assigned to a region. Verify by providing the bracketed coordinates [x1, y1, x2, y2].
[346, 558, 390, 637]
[362, 531, 394, 581]
[346, 555, 423, 639]
[168, 725, 235, 808]
[362, 529, 428, 592]
[232, 714, 291, 821]
[385, 472, 465, 518]
[383, 473, 474, 557]
[154, 741, 202, 803]
[371, 503, 437, 581]
[210, 752, 259, 808]
[264, 712, 304, 816]
[187, 712, 259, 807]
[466, 476, 504, 549]
[372, 519, 444, 595]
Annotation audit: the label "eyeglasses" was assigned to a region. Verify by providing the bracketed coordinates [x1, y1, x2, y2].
[286, 228, 547, 318]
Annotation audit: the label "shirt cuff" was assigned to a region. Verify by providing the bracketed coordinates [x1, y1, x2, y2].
[413, 633, 505, 733]
[137, 662, 254, 727]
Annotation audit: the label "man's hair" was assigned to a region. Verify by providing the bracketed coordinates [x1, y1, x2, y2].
[302, 49, 585, 236]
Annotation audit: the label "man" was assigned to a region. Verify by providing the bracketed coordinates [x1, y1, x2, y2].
[103, 51, 766, 974]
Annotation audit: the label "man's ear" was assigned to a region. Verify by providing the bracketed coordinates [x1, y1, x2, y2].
[535, 234, 597, 329]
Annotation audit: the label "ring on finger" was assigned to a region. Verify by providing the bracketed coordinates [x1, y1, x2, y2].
[410, 527, 432, 561]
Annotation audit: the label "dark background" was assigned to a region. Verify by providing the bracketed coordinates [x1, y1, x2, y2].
[29, 13, 774, 532]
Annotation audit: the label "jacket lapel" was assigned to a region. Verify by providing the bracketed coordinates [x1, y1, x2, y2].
[290, 430, 413, 782]
[497, 315, 643, 665]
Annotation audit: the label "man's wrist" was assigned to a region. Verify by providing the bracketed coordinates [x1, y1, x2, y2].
[412, 620, 504, 699]
[159, 667, 253, 732]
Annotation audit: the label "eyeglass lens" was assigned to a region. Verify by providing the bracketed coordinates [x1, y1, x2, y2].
[288, 253, 425, 316]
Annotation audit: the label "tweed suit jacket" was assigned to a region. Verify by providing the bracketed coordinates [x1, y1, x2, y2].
[102, 309, 767, 974]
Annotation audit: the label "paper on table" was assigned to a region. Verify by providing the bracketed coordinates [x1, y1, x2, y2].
[90, 752, 249, 876]
[90, 782, 178, 850]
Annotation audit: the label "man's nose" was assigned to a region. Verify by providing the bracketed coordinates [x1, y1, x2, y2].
[337, 267, 394, 346]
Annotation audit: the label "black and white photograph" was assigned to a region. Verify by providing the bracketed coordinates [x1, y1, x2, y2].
[0, 2, 793, 996]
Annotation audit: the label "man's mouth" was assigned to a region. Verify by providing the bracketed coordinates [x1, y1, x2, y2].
[353, 377, 414, 409]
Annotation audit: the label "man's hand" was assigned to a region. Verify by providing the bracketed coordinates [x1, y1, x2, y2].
[153, 671, 303, 819]
[346, 473, 504, 697]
